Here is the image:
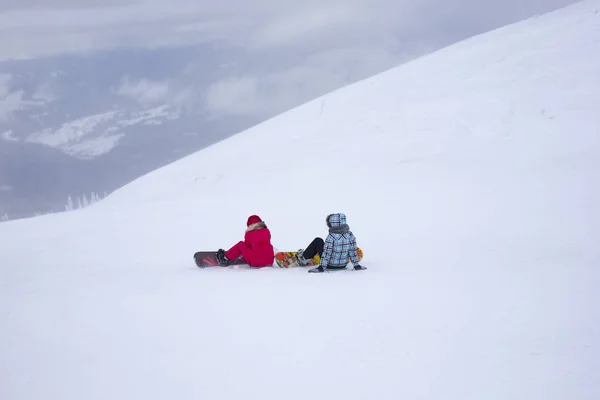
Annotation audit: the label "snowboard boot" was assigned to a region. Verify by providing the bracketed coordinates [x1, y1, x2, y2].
[296, 249, 309, 266]
[216, 249, 230, 266]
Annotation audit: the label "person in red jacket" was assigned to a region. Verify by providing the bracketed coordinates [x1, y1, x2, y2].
[215, 215, 275, 267]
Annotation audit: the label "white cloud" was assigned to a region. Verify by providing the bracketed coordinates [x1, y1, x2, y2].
[116, 77, 170, 106]
[0, 73, 11, 97]
[249, 3, 364, 49]
[202, 46, 404, 119]
[2, 130, 19, 142]
[32, 82, 57, 103]
[0, 74, 28, 122]
[0, 0, 578, 61]
[0, 74, 55, 121]
[204, 76, 260, 117]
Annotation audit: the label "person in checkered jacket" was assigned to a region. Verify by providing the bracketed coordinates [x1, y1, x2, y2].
[297, 213, 366, 273]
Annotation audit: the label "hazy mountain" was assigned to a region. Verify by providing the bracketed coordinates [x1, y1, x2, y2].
[0, 45, 258, 219]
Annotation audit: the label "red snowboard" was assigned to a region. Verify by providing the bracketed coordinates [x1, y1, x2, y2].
[194, 251, 248, 268]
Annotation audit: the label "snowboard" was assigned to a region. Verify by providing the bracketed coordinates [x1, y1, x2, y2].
[274, 247, 364, 268]
[194, 251, 248, 268]
[309, 265, 368, 273]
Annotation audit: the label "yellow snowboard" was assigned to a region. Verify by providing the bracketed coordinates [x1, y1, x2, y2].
[274, 248, 363, 268]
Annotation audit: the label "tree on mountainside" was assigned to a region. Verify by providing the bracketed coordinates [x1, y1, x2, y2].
[65, 196, 74, 211]
[65, 192, 105, 212]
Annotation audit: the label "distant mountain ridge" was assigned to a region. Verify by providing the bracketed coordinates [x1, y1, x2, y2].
[0, 46, 259, 220]
[22, 105, 180, 159]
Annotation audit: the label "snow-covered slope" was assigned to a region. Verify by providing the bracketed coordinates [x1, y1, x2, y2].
[1, 1, 599, 400]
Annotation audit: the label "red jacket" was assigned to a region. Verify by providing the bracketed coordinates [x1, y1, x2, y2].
[242, 226, 275, 267]
[225, 215, 275, 267]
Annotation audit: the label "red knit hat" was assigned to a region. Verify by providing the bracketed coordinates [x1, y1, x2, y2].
[247, 215, 262, 226]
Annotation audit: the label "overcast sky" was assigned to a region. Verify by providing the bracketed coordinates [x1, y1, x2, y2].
[0, 0, 578, 59]
[0, 0, 579, 119]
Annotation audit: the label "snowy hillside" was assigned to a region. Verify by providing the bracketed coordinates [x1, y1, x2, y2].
[1, 1, 599, 400]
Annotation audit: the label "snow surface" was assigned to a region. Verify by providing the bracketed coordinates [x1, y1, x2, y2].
[1, 1, 600, 399]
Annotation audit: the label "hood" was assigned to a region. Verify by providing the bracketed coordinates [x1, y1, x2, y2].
[327, 213, 347, 228]
[247, 215, 262, 226]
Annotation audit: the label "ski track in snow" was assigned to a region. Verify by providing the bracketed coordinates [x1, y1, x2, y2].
[1, 2, 600, 400]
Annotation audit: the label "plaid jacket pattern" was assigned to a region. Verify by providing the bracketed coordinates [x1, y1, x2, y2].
[320, 213, 361, 267]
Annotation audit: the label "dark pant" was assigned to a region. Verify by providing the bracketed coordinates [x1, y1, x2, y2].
[303, 237, 346, 269]
[303, 237, 324, 259]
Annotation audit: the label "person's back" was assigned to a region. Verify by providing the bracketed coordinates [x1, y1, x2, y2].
[320, 213, 360, 268]
[244, 217, 275, 266]
[216, 215, 275, 267]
